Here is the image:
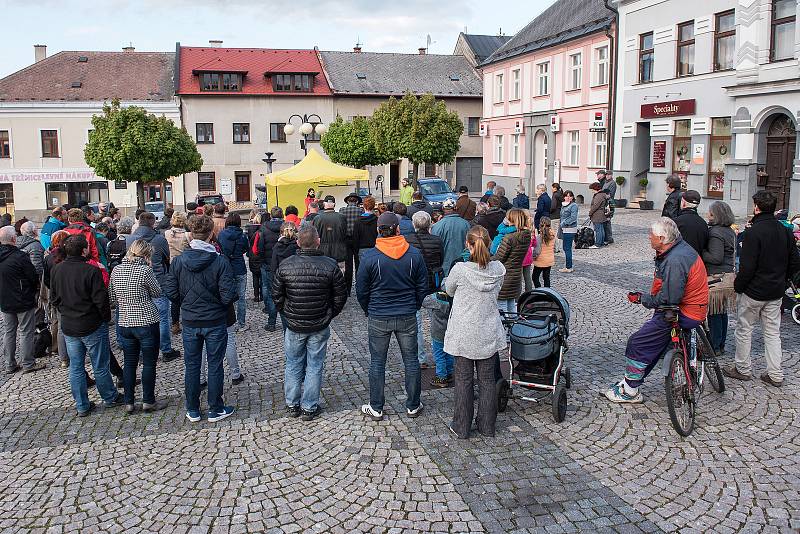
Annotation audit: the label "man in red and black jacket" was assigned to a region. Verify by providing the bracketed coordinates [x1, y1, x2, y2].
[604, 216, 708, 404]
[63, 208, 100, 263]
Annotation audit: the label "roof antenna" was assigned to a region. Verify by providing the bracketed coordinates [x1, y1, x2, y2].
[498, 27, 503, 36]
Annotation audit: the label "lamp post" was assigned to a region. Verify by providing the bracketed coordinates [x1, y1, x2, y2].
[283, 114, 327, 156]
[262, 151, 277, 206]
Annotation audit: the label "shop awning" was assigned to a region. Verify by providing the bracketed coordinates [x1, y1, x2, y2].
[265, 149, 368, 186]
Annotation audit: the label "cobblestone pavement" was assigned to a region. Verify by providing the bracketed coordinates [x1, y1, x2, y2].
[0, 209, 798, 533]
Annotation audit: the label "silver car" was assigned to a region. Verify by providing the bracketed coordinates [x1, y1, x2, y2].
[145, 201, 165, 221]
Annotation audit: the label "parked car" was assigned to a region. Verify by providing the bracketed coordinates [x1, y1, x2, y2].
[145, 201, 165, 221]
[418, 178, 457, 210]
[196, 193, 225, 207]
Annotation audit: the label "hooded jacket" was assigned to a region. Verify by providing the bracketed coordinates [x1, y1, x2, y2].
[244, 222, 262, 272]
[589, 191, 609, 224]
[50, 255, 109, 336]
[443, 260, 507, 359]
[218, 226, 250, 276]
[534, 193, 551, 229]
[352, 212, 378, 250]
[702, 224, 735, 275]
[398, 215, 415, 237]
[127, 225, 170, 286]
[251, 218, 283, 268]
[355, 235, 428, 318]
[40, 216, 66, 249]
[0, 244, 38, 313]
[493, 229, 532, 300]
[164, 247, 237, 328]
[271, 237, 299, 273]
[16, 235, 45, 276]
[313, 210, 348, 262]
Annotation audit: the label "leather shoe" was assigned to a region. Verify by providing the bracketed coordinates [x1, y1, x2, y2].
[124, 404, 135, 415]
[760, 373, 783, 388]
[142, 399, 168, 412]
[722, 365, 752, 381]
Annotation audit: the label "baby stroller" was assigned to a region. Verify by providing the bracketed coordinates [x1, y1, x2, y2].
[574, 218, 595, 249]
[499, 288, 571, 422]
[786, 279, 800, 326]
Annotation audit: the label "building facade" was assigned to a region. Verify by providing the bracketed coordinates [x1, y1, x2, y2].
[480, 0, 615, 200]
[0, 47, 182, 220]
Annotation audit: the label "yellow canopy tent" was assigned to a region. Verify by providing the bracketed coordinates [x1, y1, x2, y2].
[264, 149, 369, 212]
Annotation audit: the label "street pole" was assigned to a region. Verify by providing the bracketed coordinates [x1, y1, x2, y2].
[262, 151, 276, 208]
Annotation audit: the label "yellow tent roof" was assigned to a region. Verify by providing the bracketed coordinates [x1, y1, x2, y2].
[265, 149, 368, 186]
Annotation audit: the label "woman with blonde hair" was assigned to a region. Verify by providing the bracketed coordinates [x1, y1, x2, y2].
[445, 225, 507, 438]
[492, 208, 532, 314]
[109, 239, 167, 414]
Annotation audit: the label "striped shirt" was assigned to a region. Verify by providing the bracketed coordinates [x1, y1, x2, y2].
[109, 257, 162, 327]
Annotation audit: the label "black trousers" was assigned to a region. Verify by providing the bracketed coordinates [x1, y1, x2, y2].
[533, 266, 551, 288]
[451, 355, 498, 438]
[251, 268, 262, 300]
[344, 242, 356, 294]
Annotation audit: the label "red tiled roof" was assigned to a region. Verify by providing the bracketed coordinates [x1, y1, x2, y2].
[177, 47, 332, 96]
[0, 51, 175, 102]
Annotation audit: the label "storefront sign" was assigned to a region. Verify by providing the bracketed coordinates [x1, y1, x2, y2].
[692, 144, 705, 165]
[590, 111, 606, 130]
[479, 122, 488, 137]
[0, 170, 98, 183]
[641, 99, 696, 119]
[550, 115, 560, 132]
[652, 141, 667, 168]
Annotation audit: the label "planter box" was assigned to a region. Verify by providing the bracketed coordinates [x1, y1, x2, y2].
[639, 200, 654, 210]
[615, 199, 628, 208]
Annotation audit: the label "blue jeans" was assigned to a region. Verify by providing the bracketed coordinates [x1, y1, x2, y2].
[367, 315, 421, 412]
[235, 274, 247, 326]
[707, 313, 728, 353]
[200, 325, 242, 382]
[562, 233, 575, 269]
[284, 327, 331, 411]
[118, 323, 160, 404]
[593, 223, 605, 247]
[153, 296, 173, 353]
[497, 298, 517, 314]
[65, 323, 118, 412]
[261, 266, 277, 326]
[432, 339, 453, 379]
[416, 310, 429, 365]
[183, 324, 228, 413]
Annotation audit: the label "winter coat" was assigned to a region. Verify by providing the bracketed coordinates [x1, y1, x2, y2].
[405, 230, 444, 293]
[0, 244, 38, 313]
[64, 222, 100, 264]
[355, 235, 428, 318]
[313, 210, 348, 262]
[662, 190, 682, 220]
[493, 229, 531, 300]
[455, 195, 476, 221]
[534, 193, 551, 229]
[245, 222, 262, 272]
[490, 223, 516, 255]
[398, 216, 415, 237]
[497, 196, 512, 211]
[421, 292, 450, 342]
[431, 213, 470, 276]
[16, 235, 45, 276]
[127, 225, 170, 287]
[641, 238, 709, 322]
[272, 249, 348, 333]
[339, 204, 363, 238]
[550, 189, 563, 220]
[474, 208, 505, 239]
[702, 225, 736, 275]
[164, 227, 190, 262]
[164, 247, 237, 328]
[589, 191, 609, 224]
[407, 200, 433, 219]
[512, 193, 530, 209]
[533, 229, 556, 269]
[735, 213, 800, 301]
[443, 260, 507, 359]
[352, 213, 378, 250]
[40, 216, 66, 249]
[251, 218, 283, 270]
[675, 208, 709, 256]
[271, 237, 299, 273]
[50, 256, 110, 336]
[218, 226, 250, 276]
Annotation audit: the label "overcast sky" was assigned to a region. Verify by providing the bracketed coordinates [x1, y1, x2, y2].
[1, 0, 553, 77]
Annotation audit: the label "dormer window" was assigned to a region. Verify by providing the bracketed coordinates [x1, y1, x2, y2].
[199, 72, 243, 92]
[270, 73, 315, 92]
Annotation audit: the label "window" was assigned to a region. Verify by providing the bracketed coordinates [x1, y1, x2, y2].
[494, 134, 504, 163]
[677, 21, 695, 77]
[196, 123, 214, 144]
[270, 123, 287, 143]
[424, 162, 436, 177]
[233, 123, 250, 144]
[673, 119, 692, 173]
[592, 131, 607, 168]
[467, 117, 480, 136]
[639, 32, 654, 83]
[200, 72, 242, 92]
[567, 131, 580, 166]
[511, 134, 520, 163]
[198, 172, 216, 192]
[771, 0, 796, 61]
[511, 69, 521, 100]
[494, 73, 504, 102]
[708, 117, 732, 198]
[569, 53, 582, 90]
[536, 62, 550, 96]
[41, 130, 59, 158]
[272, 73, 314, 92]
[714, 10, 736, 71]
[45, 182, 107, 208]
[594, 46, 609, 86]
[0, 130, 9, 158]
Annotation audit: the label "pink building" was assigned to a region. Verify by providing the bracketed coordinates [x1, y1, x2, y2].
[480, 0, 615, 199]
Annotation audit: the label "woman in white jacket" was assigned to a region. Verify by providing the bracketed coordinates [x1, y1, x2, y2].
[444, 225, 506, 438]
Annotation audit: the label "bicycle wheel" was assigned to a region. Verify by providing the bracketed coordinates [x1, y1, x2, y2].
[664, 349, 695, 437]
[695, 327, 724, 393]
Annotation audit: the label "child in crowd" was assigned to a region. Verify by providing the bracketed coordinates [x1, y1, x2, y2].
[423, 290, 454, 388]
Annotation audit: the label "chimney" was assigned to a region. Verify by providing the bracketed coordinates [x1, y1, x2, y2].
[418, 47, 427, 55]
[353, 46, 362, 53]
[34, 44, 47, 63]
[209, 40, 223, 48]
[122, 45, 135, 53]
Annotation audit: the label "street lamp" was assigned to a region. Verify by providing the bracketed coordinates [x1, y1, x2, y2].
[262, 151, 277, 206]
[284, 114, 327, 156]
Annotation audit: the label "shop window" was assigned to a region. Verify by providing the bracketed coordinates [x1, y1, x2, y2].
[714, 10, 736, 71]
[0, 130, 9, 158]
[44, 182, 107, 208]
[233, 123, 250, 144]
[771, 0, 796, 61]
[537, 62, 550, 96]
[198, 172, 216, 192]
[41, 130, 59, 158]
[196, 123, 214, 144]
[567, 131, 580, 166]
[639, 33, 654, 83]
[677, 21, 695, 77]
[708, 117, 731, 198]
[467, 117, 480, 136]
[270, 123, 287, 143]
[673, 119, 692, 174]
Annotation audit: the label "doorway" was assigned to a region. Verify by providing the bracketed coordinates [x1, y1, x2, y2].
[390, 161, 400, 191]
[235, 171, 251, 202]
[455, 157, 482, 193]
[765, 115, 796, 210]
[533, 130, 547, 187]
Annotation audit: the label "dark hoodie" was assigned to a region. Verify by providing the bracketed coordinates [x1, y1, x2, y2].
[252, 218, 283, 268]
[271, 237, 298, 273]
[352, 212, 378, 250]
[0, 244, 39, 313]
[218, 225, 250, 276]
[164, 246, 237, 328]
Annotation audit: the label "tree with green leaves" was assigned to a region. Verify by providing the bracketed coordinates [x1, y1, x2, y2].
[369, 92, 464, 185]
[320, 116, 383, 169]
[84, 99, 203, 208]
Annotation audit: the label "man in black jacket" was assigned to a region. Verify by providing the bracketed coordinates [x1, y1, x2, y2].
[252, 207, 283, 330]
[724, 191, 800, 387]
[407, 191, 434, 218]
[165, 215, 238, 423]
[0, 226, 45, 375]
[273, 226, 347, 421]
[50, 234, 120, 416]
[674, 190, 709, 255]
[313, 195, 348, 264]
[339, 193, 362, 297]
[661, 174, 682, 219]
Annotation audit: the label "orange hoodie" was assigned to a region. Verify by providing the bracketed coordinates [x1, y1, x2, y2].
[375, 235, 409, 259]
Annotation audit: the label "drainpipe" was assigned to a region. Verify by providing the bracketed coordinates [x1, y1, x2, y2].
[604, 0, 619, 180]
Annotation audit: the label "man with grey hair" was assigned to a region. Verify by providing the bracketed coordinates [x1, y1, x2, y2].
[604, 217, 709, 403]
[0, 226, 45, 374]
[17, 221, 45, 276]
[494, 185, 512, 211]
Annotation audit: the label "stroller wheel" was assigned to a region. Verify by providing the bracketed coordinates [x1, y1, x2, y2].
[497, 380, 510, 413]
[563, 367, 572, 389]
[792, 303, 800, 326]
[552, 384, 567, 423]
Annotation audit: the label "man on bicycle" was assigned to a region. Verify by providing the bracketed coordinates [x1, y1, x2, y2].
[605, 217, 709, 403]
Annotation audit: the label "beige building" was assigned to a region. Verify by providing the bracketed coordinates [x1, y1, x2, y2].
[0, 47, 183, 221]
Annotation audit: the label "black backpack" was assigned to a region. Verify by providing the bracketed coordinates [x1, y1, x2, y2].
[33, 322, 52, 359]
[107, 236, 127, 272]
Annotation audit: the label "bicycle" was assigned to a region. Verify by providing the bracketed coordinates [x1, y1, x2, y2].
[660, 306, 725, 437]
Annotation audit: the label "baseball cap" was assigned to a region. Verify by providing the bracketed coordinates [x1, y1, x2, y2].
[458, 185, 469, 193]
[442, 198, 457, 209]
[377, 211, 399, 228]
[323, 195, 336, 204]
[595, 169, 608, 175]
[682, 190, 701, 206]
